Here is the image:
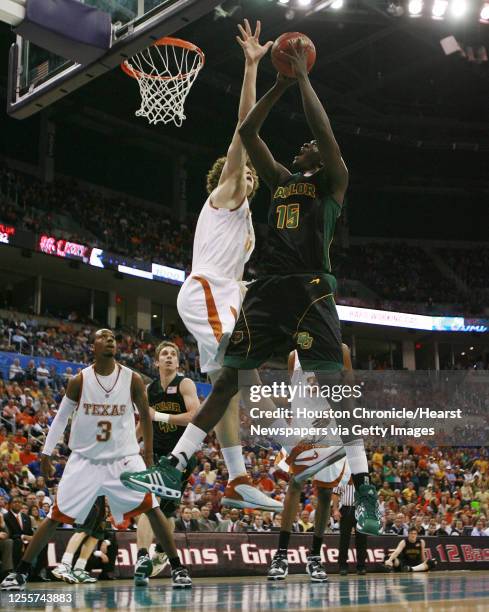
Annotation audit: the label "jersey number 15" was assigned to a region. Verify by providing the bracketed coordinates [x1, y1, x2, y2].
[276, 203, 300, 229]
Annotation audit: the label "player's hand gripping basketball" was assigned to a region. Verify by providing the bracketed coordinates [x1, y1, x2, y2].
[280, 38, 310, 80]
[236, 19, 273, 65]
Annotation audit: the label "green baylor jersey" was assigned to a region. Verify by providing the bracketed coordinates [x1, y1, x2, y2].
[267, 169, 341, 275]
[147, 374, 187, 457]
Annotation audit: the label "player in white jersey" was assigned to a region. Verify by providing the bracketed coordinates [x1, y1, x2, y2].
[1, 329, 191, 590]
[268, 345, 352, 583]
[175, 19, 281, 512]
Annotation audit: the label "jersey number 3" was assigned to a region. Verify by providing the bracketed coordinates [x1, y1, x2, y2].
[97, 420, 112, 442]
[276, 203, 300, 229]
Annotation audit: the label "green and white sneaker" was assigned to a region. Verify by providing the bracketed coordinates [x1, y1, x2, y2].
[121, 456, 182, 500]
[52, 563, 77, 584]
[150, 550, 168, 577]
[134, 554, 153, 586]
[72, 568, 97, 583]
[355, 484, 381, 535]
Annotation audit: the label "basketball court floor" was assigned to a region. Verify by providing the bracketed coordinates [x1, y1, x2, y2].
[1, 571, 488, 611]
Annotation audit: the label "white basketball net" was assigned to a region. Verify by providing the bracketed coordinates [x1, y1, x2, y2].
[123, 40, 204, 127]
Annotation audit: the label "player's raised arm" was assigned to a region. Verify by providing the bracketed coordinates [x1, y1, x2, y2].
[239, 74, 293, 190]
[41, 373, 81, 476]
[212, 20, 272, 209]
[131, 372, 154, 467]
[283, 42, 348, 204]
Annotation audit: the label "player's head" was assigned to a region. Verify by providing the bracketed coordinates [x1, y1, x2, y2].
[93, 329, 116, 359]
[293, 140, 322, 171]
[155, 341, 180, 373]
[206, 157, 259, 200]
[408, 526, 418, 542]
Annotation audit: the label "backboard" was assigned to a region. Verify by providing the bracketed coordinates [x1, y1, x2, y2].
[7, 0, 220, 119]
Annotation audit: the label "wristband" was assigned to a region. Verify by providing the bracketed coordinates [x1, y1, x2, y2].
[93, 550, 102, 558]
[153, 412, 170, 424]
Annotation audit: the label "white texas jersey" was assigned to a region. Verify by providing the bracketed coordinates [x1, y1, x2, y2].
[69, 363, 140, 460]
[191, 196, 255, 280]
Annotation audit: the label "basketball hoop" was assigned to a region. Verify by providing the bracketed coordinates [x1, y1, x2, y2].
[121, 37, 205, 127]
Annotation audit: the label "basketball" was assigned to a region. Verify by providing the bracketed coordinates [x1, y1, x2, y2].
[271, 32, 316, 78]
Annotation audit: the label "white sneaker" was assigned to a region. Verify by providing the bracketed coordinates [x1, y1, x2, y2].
[222, 475, 283, 511]
[1, 572, 27, 591]
[287, 444, 345, 483]
[306, 555, 328, 582]
[267, 552, 288, 581]
[52, 563, 77, 584]
[150, 551, 168, 577]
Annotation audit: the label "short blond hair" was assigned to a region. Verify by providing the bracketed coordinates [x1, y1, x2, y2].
[155, 341, 180, 360]
[206, 156, 259, 200]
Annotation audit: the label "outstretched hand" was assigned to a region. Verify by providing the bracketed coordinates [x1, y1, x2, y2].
[279, 38, 310, 79]
[236, 19, 273, 65]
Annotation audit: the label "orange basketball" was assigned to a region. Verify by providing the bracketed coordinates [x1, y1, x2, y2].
[271, 32, 316, 78]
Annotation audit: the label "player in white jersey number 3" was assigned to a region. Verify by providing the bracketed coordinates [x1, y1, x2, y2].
[123, 20, 282, 513]
[1, 329, 191, 590]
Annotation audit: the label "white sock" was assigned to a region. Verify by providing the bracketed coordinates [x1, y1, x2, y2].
[411, 563, 427, 572]
[74, 558, 87, 571]
[61, 552, 73, 567]
[344, 440, 369, 474]
[221, 445, 246, 481]
[171, 423, 207, 470]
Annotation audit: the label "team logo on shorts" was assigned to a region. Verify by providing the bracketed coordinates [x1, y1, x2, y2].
[231, 330, 244, 344]
[297, 331, 314, 350]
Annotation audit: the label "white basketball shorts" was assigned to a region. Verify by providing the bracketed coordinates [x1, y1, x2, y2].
[49, 452, 158, 524]
[177, 273, 245, 373]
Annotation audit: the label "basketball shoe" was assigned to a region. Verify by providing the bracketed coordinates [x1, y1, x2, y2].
[267, 551, 288, 580]
[171, 566, 192, 588]
[0, 572, 27, 591]
[355, 483, 381, 535]
[150, 550, 168, 577]
[52, 563, 78, 584]
[222, 475, 283, 511]
[287, 443, 346, 483]
[306, 555, 328, 583]
[72, 569, 97, 583]
[121, 456, 182, 500]
[134, 551, 153, 586]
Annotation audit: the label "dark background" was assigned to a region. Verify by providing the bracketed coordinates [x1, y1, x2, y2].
[1, 0, 488, 238]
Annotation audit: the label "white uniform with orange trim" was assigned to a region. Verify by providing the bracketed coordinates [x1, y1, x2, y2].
[177, 195, 255, 373]
[276, 351, 350, 488]
[50, 364, 158, 524]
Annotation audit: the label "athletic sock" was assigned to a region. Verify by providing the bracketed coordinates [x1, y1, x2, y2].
[169, 556, 182, 570]
[311, 535, 323, 557]
[17, 560, 32, 576]
[278, 531, 291, 552]
[61, 552, 74, 567]
[344, 440, 369, 477]
[221, 445, 247, 481]
[74, 558, 87, 571]
[170, 423, 207, 471]
[137, 548, 148, 558]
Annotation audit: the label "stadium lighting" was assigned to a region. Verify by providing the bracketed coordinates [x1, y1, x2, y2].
[450, 0, 467, 18]
[408, 0, 423, 16]
[432, 0, 448, 18]
[331, 0, 344, 8]
[298, 0, 312, 6]
[278, 0, 289, 4]
[481, 2, 489, 20]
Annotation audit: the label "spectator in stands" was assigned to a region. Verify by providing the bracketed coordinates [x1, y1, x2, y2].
[4, 496, 33, 566]
[216, 508, 244, 533]
[386, 513, 408, 537]
[0, 512, 13, 580]
[199, 462, 217, 486]
[298, 510, 314, 533]
[197, 506, 217, 532]
[450, 519, 465, 536]
[175, 507, 200, 533]
[36, 362, 49, 389]
[471, 519, 486, 536]
[8, 359, 24, 383]
[435, 518, 451, 536]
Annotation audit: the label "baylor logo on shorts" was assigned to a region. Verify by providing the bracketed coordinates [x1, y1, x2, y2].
[231, 330, 244, 344]
[297, 331, 314, 350]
